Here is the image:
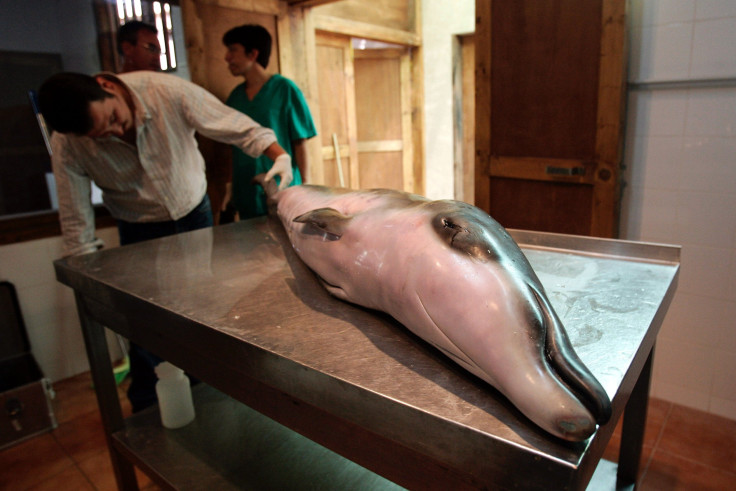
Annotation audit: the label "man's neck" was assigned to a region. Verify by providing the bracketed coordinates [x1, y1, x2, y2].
[244, 66, 271, 100]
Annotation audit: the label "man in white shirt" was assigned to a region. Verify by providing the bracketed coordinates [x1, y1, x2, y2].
[117, 21, 162, 73]
[39, 70, 292, 411]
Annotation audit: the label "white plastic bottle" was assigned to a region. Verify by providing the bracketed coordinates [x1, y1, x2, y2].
[154, 362, 195, 429]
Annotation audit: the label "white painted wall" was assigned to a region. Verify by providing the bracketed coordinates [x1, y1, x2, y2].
[421, 0, 475, 200]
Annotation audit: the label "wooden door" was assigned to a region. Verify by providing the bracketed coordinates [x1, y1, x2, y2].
[315, 32, 359, 188]
[474, 0, 626, 238]
[315, 32, 414, 192]
[354, 48, 413, 192]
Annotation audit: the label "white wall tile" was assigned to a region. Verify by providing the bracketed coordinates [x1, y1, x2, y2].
[630, 0, 695, 27]
[676, 191, 736, 247]
[729, 249, 736, 299]
[0, 240, 55, 289]
[711, 348, 736, 401]
[709, 396, 736, 420]
[627, 90, 689, 136]
[695, 0, 736, 20]
[653, 338, 714, 391]
[619, 185, 644, 240]
[677, 244, 733, 299]
[691, 17, 736, 79]
[656, 291, 728, 348]
[631, 23, 694, 82]
[637, 188, 680, 242]
[685, 87, 736, 137]
[680, 137, 736, 193]
[651, 379, 711, 411]
[629, 136, 683, 190]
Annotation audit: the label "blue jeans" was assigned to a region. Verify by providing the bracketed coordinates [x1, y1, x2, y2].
[118, 195, 212, 412]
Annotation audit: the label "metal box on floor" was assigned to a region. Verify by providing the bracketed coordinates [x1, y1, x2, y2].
[0, 281, 57, 450]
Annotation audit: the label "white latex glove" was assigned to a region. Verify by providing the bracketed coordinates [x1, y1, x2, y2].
[264, 153, 293, 191]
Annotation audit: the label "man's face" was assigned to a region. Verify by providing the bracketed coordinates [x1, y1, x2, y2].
[225, 44, 255, 77]
[123, 29, 162, 71]
[85, 90, 133, 139]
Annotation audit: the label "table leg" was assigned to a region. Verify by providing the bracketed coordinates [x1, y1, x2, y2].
[75, 291, 139, 490]
[616, 346, 654, 489]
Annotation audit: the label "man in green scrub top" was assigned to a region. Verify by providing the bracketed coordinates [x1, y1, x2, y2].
[223, 24, 317, 219]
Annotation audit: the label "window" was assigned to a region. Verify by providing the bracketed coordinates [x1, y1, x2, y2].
[116, 0, 177, 71]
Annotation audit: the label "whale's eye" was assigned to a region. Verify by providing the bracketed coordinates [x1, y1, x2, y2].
[442, 218, 462, 230]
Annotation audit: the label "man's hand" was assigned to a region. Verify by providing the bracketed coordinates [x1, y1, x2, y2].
[264, 153, 293, 191]
[221, 182, 232, 211]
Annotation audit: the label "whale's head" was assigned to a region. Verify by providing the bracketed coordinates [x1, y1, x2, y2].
[409, 200, 612, 441]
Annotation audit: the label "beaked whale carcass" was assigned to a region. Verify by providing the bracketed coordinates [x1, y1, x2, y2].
[258, 178, 611, 441]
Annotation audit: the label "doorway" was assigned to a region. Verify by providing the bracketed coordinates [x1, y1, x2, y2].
[315, 32, 414, 192]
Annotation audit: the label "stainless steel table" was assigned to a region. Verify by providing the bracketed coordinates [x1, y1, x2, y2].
[55, 217, 680, 490]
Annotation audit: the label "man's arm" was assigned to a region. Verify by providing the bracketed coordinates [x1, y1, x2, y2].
[262, 142, 293, 191]
[51, 134, 104, 257]
[292, 139, 309, 183]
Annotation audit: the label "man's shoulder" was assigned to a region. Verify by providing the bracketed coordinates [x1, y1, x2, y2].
[119, 70, 188, 88]
[270, 74, 299, 91]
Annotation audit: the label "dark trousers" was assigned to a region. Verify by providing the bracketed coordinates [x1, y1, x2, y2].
[118, 195, 213, 412]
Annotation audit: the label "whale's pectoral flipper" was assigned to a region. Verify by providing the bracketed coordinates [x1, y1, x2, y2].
[294, 208, 352, 241]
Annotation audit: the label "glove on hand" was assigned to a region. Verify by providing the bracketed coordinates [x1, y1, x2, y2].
[264, 153, 293, 191]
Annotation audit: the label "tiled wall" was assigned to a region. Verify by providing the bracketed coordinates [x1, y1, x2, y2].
[621, 0, 736, 419]
[0, 228, 121, 380]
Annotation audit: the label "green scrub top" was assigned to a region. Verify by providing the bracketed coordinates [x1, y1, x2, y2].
[226, 74, 317, 219]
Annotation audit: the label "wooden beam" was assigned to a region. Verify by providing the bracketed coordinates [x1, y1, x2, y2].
[314, 14, 420, 46]
[288, 0, 341, 7]
[190, 0, 280, 14]
[474, 0, 492, 212]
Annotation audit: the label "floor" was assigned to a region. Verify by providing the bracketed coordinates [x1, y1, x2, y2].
[1, 372, 735, 490]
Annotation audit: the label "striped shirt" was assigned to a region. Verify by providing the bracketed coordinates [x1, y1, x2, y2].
[51, 71, 277, 257]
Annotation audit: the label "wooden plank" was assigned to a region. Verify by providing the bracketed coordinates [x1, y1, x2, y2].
[301, 8, 324, 184]
[356, 140, 403, 152]
[400, 52, 414, 193]
[192, 0, 281, 15]
[321, 144, 350, 159]
[314, 15, 420, 46]
[343, 37, 360, 189]
[592, 0, 627, 238]
[490, 156, 597, 185]
[411, 0, 424, 196]
[288, 0, 341, 7]
[474, 0, 492, 212]
[313, 0, 416, 33]
[460, 34, 475, 204]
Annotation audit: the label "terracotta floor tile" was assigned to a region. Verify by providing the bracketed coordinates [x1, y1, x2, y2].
[639, 449, 736, 491]
[0, 433, 74, 489]
[25, 464, 95, 491]
[601, 397, 670, 464]
[52, 410, 108, 464]
[50, 372, 99, 425]
[75, 450, 155, 491]
[656, 404, 736, 474]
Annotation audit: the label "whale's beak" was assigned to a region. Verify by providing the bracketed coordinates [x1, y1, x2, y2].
[530, 285, 613, 427]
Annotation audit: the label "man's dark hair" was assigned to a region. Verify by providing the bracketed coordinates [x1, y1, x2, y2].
[222, 24, 272, 69]
[38, 72, 112, 135]
[117, 20, 158, 55]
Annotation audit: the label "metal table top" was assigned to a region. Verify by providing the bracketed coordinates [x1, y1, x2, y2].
[55, 217, 680, 490]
